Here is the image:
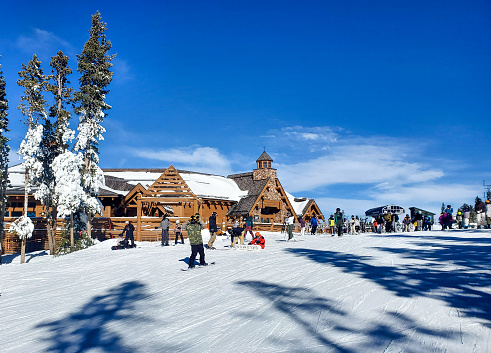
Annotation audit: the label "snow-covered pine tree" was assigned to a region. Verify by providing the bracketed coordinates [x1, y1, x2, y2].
[33, 51, 75, 253]
[0, 60, 10, 263]
[73, 11, 115, 236]
[16, 54, 47, 264]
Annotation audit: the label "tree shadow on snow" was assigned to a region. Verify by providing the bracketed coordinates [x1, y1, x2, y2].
[1, 250, 50, 264]
[287, 246, 491, 328]
[236, 280, 452, 352]
[35, 281, 183, 352]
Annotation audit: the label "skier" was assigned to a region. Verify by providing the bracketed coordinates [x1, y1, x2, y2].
[414, 211, 423, 231]
[334, 208, 343, 236]
[121, 221, 135, 247]
[184, 214, 207, 268]
[249, 232, 265, 249]
[207, 212, 218, 249]
[160, 214, 171, 246]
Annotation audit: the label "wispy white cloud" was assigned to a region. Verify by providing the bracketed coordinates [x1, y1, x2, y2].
[131, 146, 232, 175]
[277, 143, 443, 193]
[16, 29, 74, 59]
[112, 58, 133, 83]
[269, 125, 480, 216]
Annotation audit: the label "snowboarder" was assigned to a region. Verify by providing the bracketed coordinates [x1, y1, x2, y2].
[121, 221, 135, 247]
[160, 214, 171, 246]
[207, 212, 218, 249]
[184, 214, 207, 268]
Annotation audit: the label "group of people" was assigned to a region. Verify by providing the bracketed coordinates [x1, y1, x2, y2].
[163, 212, 266, 269]
[449, 197, 491, 230]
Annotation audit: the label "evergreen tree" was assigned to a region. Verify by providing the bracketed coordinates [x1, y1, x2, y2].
[0, 59, 10, 263]
[34, 51, 74, 253]
[16, 54, 47, 264]
[73, 11, 115, 236]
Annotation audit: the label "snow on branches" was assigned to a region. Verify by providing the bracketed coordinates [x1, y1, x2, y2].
[51, 151, 102, 217]
[9, 215, 34, 239]
[18, 123, 43, 190]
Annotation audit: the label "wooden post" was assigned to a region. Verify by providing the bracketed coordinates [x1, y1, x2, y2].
[136, 194, 142, 242]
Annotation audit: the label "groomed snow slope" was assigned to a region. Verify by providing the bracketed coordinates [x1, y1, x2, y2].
[1, 229, 490, 352]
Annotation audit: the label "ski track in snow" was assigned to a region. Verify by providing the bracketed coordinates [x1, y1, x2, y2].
[1, 229, 491, 352]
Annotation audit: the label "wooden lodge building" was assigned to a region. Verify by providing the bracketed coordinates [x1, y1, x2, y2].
[2, 152, 324, 254]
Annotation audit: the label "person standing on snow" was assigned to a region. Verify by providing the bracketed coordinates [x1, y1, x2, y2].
[485, 199, 491, 229]
[207, 212, 218, 249]
[174, 220, 184, 245]
[184, 214, 207, 268]
[445, 205, 453, 230]
[402, 214, 411, 232]
[349, 216, 356, 235]
[244, 214, 254, 240]
[160, 214, 171, 246]
[462, 204, 471, 229]
[334, 208, 344, 236]
[310, 215, 318, 235]
[299, 217, 306, 236]
[475, 198, 486, 229]
[328, 215, 335, 236]
[121, 220, 135, 248]
[286, 213, 295, 241]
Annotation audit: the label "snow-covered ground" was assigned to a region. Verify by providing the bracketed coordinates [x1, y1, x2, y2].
[1, 229, 490, 352]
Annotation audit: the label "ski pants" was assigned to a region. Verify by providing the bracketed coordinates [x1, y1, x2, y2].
[124, 233, 135, 247]
[463, 218, 469, 228]
[311, 225, 317, 235]
[288, 224, 294, 240]
[175, 231, 184, 244]
[207, 231, 217, 248]
[161, 229, 169, 245]
[477, 212, 487, 228]
[189, 243, 206, 267]
[300, 226, 305, 236]
[337, 224, 343, 236]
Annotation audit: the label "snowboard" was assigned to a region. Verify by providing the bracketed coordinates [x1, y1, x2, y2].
[181, 262, 216, 271]
[233, 244, 262, 251]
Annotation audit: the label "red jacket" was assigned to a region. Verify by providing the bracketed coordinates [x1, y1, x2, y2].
[249, 235, 265, 249]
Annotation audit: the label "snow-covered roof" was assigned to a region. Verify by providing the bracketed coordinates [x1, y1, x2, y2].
[103, 169, 248, 201]
[179, 172, 248, 201]
[286, 191, 311, 216]
[103, 170, 164, 187]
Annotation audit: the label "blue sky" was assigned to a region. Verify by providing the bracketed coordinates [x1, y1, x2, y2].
[1, 0, 490, 217]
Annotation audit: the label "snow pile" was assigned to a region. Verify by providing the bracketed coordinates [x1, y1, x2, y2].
[1, 229, 490, 352]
